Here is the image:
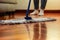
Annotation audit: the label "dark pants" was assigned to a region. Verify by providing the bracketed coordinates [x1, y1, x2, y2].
[34, 0, 47, 9]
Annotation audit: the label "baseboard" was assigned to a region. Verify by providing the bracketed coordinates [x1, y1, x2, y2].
[15, 10, 60, 13]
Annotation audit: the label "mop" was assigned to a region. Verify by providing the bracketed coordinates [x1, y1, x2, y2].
[0, 0, 56, 25]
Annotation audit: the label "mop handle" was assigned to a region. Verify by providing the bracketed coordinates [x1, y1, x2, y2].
[26, 0, 31, 17]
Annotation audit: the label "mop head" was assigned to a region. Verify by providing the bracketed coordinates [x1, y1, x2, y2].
[0, 17, 56, 25]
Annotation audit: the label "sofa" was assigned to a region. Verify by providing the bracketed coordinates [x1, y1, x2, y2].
[0, 0, 17, 19]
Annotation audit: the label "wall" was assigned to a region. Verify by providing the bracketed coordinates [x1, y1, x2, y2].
[17, 0, 60, 10]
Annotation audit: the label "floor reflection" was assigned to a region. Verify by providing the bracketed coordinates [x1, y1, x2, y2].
[25, 24, 31, 40]
[33, 22, 47, 40]
[25, 22, 47, 40]
[33, 23, 40, 40]
[40, 22, 47, 40]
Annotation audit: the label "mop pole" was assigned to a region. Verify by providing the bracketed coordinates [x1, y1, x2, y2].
[25, 0, 32, 20]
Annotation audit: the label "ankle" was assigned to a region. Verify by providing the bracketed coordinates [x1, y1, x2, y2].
[40, 8, 44, 12]
[34, 10, 39, 12]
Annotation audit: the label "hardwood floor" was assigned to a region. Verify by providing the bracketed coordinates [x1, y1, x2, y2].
[0, 12, 60, 40]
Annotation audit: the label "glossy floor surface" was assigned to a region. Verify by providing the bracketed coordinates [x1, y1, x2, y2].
[0, 13, 60, 40]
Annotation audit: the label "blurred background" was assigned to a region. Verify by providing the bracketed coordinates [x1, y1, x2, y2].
[0, 0, 60, 11]
[19, 0, 60, 10]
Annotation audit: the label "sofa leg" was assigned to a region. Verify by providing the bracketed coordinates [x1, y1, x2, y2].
[0, 13, 6, 20]
[9, 11, 15, 19]
[0, 11, 15, 20]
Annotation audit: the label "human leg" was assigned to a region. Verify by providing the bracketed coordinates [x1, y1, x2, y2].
[39, 0, 47, 16]
[30, 0, 39, 15]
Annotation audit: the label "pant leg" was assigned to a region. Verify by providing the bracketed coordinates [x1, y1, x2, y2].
[41, 0, 47, 9]
[33, 0, 39, 9]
